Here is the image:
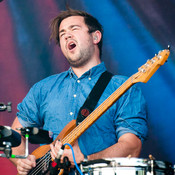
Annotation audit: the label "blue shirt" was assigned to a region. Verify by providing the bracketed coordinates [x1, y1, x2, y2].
[17, 62, 148, 157]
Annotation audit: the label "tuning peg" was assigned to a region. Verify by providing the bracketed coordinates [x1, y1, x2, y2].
[150, 59, 156, 64]
[144, 63, 149, 68]
[157, 55, 162, 59]
[167, 45, 171, 50]
[138, 67, 146, 73]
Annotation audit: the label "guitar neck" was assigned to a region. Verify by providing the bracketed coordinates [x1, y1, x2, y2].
[61, 74, 136, 145]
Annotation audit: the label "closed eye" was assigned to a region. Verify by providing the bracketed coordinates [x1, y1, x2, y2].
[60, 33, 65, 38]
[71, 25, 81, 31]
[72, 27, 79, 31]
[59, 25, 81, 38]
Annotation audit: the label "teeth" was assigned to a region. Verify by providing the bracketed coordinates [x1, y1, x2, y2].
[68, 42, 76, 50]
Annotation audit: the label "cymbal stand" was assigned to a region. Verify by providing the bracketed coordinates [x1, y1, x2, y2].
[0, 132, 29, 159]
[0, 102, 12, 112]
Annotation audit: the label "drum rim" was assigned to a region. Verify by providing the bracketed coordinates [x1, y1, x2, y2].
[81, 157, 149, 169]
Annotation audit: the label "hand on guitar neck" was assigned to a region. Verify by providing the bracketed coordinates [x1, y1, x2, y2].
[50, 140, 85, 168]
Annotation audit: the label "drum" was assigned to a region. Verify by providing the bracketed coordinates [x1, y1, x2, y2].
[80, 158, 148, 175]
[80, 158, 174, 175]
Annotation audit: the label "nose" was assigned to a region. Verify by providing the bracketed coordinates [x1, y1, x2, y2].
[64, 32, 72, 40]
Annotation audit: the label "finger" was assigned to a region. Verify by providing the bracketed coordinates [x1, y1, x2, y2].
[54, 140, 62, 154]
[50, 144, 57, 159]
[17, 169, 28, 175]
[17, 166, 29, 175]
[28, 155, 36, 167]
[17, 160, 31, 175]
[50, 150, 55, 160]
[17, 159, 33, 170]
[55, 140, 62, 150]
[25, 156, 36, 168]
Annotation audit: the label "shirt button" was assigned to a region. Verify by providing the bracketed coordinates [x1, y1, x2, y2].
[73, 94, 77, 98]
[70, 112, 73, 116]
[88, 77, 91, 80]
[77, 80, 80, 83]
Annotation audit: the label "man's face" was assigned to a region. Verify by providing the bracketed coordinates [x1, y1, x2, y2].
[59, 16, 95, 68]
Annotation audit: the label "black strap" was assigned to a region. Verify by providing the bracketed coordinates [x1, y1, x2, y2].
[76, 71, 113, 125]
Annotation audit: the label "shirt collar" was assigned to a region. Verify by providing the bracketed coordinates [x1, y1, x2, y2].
[68, 62, 107, 79]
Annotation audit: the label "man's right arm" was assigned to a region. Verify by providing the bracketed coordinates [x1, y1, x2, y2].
[11, 117, 26, 166]
[10, 117, 36, 175]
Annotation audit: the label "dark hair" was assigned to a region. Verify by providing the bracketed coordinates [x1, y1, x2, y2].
[50, 9, 103, 57]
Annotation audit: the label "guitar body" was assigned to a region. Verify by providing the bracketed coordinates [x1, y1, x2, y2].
[31, 120, 77, 159]
[22, 120, 77, 175]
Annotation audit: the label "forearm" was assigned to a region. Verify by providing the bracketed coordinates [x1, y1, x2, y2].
[88, 133, 142, 160]
[10, 117, 26, 166]
[10, 139, 26, 166]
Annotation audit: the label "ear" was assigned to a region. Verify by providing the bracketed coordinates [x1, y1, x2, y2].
[92, 30, 102, 44]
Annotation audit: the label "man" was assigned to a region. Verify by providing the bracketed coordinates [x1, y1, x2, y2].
[11, 9, 148, 175]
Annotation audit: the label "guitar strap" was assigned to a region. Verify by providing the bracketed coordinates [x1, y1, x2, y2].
[76, 71, 113, 125]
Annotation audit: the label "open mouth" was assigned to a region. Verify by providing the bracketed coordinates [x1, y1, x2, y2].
[68, 42, 76, 51]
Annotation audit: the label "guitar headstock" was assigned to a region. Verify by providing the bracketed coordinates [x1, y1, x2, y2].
[133, 47, 170, 83]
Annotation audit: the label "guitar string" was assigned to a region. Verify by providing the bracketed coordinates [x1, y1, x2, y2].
[28, 151, 51, 175]
[28, 76, 134, 174]
[29, 154, 49, 175]
[27, 153, 46, 175]
[32, 152, 51, 175]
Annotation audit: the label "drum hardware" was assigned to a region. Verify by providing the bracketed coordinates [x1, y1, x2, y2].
[0, 126, 53, 159]
[17, 127, 53, 144]
[0, 102, 12, 112]
[148, 154, 155, 175]
[147, 154, 174, 175]
[0, 141, 12, 158]
[0, 125, 29, 158]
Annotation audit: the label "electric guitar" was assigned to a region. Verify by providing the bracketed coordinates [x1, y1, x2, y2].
[25, 47, 170, 175]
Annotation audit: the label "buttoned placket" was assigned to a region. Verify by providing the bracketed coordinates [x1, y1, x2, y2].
[68, 67, 92, 119]
[69, 78, 81, 119]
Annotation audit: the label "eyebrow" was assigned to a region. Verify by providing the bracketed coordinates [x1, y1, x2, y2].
[59, 25, 81, 35]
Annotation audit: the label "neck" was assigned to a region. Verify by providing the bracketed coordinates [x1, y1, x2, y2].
[72, 58, 101, 78]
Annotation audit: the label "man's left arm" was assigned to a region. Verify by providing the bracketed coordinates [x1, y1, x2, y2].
[50, 132, 141, 166]
[87, 132, 142, 160]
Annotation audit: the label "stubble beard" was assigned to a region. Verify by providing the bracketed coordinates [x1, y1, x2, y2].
[67, 45, 94, 68]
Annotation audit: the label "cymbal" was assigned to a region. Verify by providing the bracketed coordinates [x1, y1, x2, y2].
[0, 126, 21, 147]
